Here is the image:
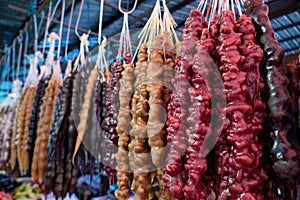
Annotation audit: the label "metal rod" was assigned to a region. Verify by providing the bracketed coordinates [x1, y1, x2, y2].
[37, 13, 99, 36]
[37, 13, 119, 43]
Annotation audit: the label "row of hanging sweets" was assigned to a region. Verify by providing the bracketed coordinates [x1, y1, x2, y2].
[0, 0, 300, 199]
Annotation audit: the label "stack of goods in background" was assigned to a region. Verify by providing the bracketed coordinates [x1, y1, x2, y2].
[0, 0, 299, 199]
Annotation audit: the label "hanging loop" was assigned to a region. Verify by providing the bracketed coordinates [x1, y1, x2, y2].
[75, 0, 86, 38]
[118, 0, 138, 15]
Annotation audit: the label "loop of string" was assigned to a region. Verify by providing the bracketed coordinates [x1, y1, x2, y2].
[65, 0, 76, 60]
[118, 0, 138, 58]
[16, 33, 23, 80]
[118, 0, 138, 15]
[75, 0, 86, 38]
[57, 0, 65, 59]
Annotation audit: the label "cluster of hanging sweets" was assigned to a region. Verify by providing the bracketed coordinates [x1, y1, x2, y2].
[0, 0, 300, 199]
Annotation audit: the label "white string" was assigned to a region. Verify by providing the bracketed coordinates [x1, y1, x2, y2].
[38, 11, 45, 34]
[197, 0, 206, 11]
[75, 0, 85, 38]
[50, 0, 62, 23]
[65, 0, 76, 59]
[23, 28, 29, 81]
[98, 0, 104, 44]
[6, 48, 11, 83]
[231, 0, 235, 19]
[57, 0, 65, 58]
[43, 0, 52, 54]
[33, 14, 38, 54]
[12, 40, 16, 81]
[132, 0, 161, 64]
[16, 34, 23, 80]
[118, 0, 137, 57]
[235, 0, 242, 16]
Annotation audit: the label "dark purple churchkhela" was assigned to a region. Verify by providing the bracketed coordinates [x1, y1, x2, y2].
[27, 76, 50, 173]
[245, 0, 300, 199]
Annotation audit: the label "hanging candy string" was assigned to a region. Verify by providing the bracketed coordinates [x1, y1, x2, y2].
[65, 0, 76, 60]
[118, 0, 138, 57]
[16, 32, 23, 80]
[57, 0, 65, 59]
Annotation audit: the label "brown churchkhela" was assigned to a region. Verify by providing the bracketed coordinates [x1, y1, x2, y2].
[115, 54, 135, 200]
[17, 86, 37, 173]
[128, 44, 154, 200]
[21, 86, 37, 173]
[11, 94, 24, 171]
[146, 32, 175, 199]
[31, 73, 62, 182]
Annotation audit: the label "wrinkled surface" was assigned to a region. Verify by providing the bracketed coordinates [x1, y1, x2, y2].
[245, 0, 300, 198]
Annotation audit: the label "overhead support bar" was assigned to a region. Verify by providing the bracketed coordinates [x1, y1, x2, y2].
[267, 0, 300, 19]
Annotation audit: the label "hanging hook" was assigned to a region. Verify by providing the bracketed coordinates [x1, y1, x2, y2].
[57, 0, 65, 59]
[65, 0, 76, 60]
[75, 0, 86, 38]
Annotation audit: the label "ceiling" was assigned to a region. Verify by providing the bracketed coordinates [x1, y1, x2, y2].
[0, 0, 299, 98]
